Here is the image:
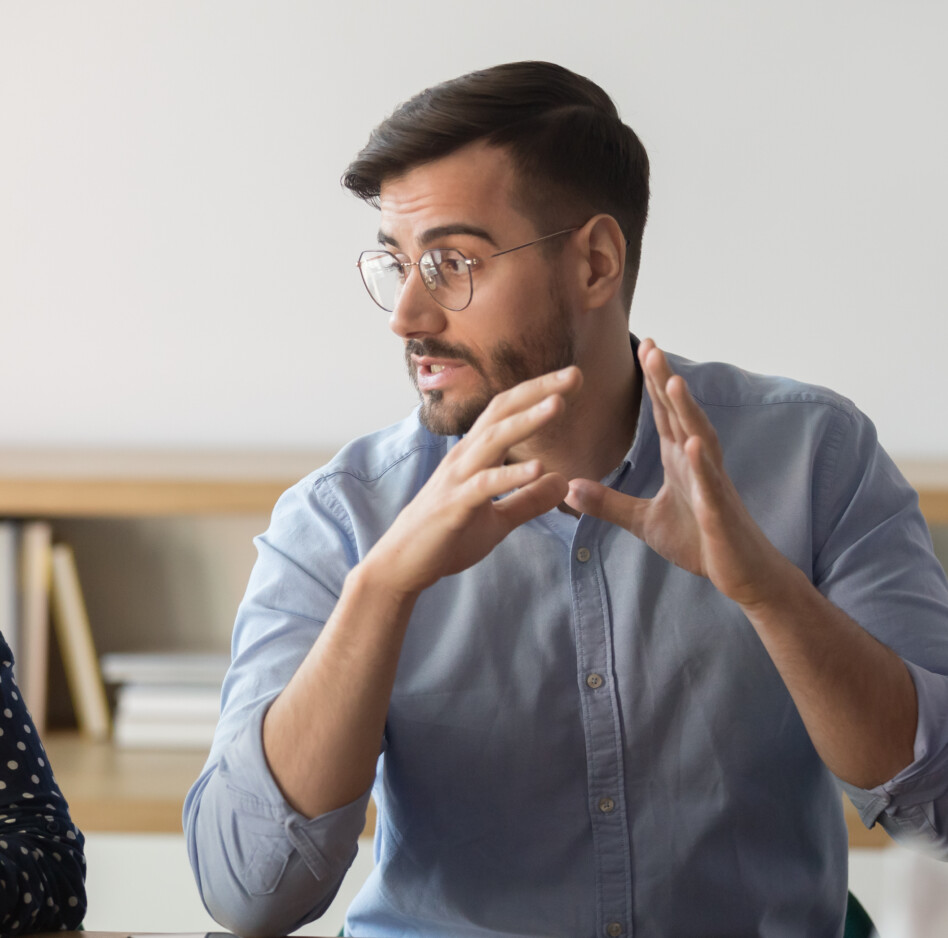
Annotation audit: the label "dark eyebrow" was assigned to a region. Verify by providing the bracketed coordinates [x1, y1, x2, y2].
[376, 224, 499, 251]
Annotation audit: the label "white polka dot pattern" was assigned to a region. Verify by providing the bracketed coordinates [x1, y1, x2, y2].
[0, 635, 87, 933]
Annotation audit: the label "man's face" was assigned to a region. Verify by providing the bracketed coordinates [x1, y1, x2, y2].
[377, 142, 577, 436]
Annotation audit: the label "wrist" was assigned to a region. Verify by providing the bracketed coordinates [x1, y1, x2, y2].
[350, 548, 424, 612]
[735, 552, 815, 622]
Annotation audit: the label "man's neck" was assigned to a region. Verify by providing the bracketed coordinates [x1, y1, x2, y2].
[509, 339, 642, 486]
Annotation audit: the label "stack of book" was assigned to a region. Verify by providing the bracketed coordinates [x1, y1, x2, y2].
[0, 520, 111, 740]
[101, 651, 229, 750]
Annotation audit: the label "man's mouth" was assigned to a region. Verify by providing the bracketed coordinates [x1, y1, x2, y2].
[413, 356, 469, 392]
[405, 340, 483, 397]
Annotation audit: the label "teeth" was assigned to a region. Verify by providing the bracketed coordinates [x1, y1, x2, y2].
[430, 364, 445, 374]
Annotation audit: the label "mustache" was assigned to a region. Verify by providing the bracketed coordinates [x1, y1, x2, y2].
[404, 338, 484, 376]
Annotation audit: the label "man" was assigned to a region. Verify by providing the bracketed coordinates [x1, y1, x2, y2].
[185, 62, 948, 937]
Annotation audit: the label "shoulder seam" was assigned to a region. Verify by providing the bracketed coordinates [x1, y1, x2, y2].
[690, 390, 855, 418]
[310, 440, 446, 490]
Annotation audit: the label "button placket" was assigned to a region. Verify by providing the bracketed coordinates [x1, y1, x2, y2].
[570, 520, 632, 938]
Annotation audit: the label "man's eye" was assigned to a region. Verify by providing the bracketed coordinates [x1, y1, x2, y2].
[439, 257, 463, 275]
[378, 255, 405, 276]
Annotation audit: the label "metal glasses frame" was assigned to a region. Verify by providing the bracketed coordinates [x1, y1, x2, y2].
[356, 226, 580, 312]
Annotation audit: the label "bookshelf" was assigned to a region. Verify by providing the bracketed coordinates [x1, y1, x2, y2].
[4, 449, 948, 847]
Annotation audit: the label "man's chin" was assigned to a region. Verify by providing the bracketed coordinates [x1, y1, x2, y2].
[418, 389, 490, 437]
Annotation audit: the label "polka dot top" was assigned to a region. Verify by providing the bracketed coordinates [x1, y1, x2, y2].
[0, 633, 87, 934]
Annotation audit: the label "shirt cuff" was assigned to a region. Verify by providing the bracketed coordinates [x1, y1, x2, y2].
[844, 660, 948, 831]
[218, 703, 373, 883]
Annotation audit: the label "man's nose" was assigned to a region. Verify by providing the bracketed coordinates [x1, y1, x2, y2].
[388, 266, 447, 338]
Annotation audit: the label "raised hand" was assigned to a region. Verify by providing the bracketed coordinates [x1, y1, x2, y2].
[565, 339, 785, 607]
[366, 366, 583, 598]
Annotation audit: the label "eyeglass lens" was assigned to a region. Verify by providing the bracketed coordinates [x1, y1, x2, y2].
[358, 249, 473, 312]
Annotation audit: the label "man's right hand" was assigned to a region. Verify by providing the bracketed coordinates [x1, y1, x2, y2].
[262, 365, 581, 820]
[363, 365, 583, 598]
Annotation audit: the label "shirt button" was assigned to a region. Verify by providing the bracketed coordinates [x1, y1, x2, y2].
[598, 796, 616, 814]
[576, 547, 591, 563]
[606, 923, 623, 937]
[586, 673, 604, 689]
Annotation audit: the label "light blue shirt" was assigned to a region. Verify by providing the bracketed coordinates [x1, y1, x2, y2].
[185, 347, 948, 938]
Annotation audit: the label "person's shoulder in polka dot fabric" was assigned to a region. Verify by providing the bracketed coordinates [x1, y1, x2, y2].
[0, 633, 87, 935]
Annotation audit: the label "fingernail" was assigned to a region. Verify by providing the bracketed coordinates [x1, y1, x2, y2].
[557, 367, 573, 380]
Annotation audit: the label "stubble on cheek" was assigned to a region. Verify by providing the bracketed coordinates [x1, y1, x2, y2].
[414, 331, 576, 437]
[407, 282, 576, 437]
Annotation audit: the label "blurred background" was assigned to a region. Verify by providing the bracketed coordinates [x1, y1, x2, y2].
[2, 1, 947, 934]
[3, 0, 947, 457]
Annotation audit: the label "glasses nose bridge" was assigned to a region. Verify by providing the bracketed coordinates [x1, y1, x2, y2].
[400, 253, 437, 292]
[389, 255, 445, 330]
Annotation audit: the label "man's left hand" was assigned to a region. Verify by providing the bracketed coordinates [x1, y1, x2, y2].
[565, 337, 791, 608]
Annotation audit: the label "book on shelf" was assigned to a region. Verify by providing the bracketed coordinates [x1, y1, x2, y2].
[100, 650, 230, 686]
[1, 523, 111, 738]
[115, 681, 221, 721]
[112, 714, 219, 749]
[102, 650, 228, 750]
[49, 543, 111, 741]
[19, 521, 53, 732]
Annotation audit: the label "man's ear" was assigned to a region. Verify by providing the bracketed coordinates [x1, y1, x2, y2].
[574, 214, 626, 309]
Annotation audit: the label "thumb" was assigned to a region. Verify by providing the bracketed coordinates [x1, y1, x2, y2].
[566, 479, 648, 534]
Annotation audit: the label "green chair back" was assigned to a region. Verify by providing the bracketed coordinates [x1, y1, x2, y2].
[845, 890, 877, 938]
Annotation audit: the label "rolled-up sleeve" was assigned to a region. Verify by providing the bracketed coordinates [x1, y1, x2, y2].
[811, 405, 948, 852]
[184, 472, 373, 936]
[843, 660, 948, 855]
[185, 704, 371, 936]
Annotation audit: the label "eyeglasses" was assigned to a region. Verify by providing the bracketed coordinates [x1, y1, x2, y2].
[356, 227, 579, 313]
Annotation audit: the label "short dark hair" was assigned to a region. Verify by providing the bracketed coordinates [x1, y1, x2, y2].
[342, 61, 650, 307]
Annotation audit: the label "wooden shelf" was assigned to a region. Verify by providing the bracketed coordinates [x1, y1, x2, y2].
[899, 459, 948, 525]
[843, 795, 892, 849]
[44, 732, 211, 833]
[1, 449, 945, 522]
[0, 449, 331, 517]
[43, 732, 377, 836]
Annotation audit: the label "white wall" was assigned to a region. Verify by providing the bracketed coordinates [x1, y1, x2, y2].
[2, 1, 946, 457]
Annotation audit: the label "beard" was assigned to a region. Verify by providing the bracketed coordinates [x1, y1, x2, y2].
[405, 287, 576, 436]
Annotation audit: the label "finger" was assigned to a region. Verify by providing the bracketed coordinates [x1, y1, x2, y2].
[684, 435, 726, 513]
[564, 478, 650, 536]
[640, 343, 685, 444]
[641, 358, 671, 438]
[639, 343, 673, 440]
[455, 392, 568, 473]
[476, 365, 583, 426]
[461, 459, 546, 504]
[666, 375, 721, 462]
[493, 472, 570, 529]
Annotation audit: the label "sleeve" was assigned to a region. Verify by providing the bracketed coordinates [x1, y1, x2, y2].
[810, 406, 948, 854]
[0, 638, 87, 934]
[183, 475, 373, 937]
